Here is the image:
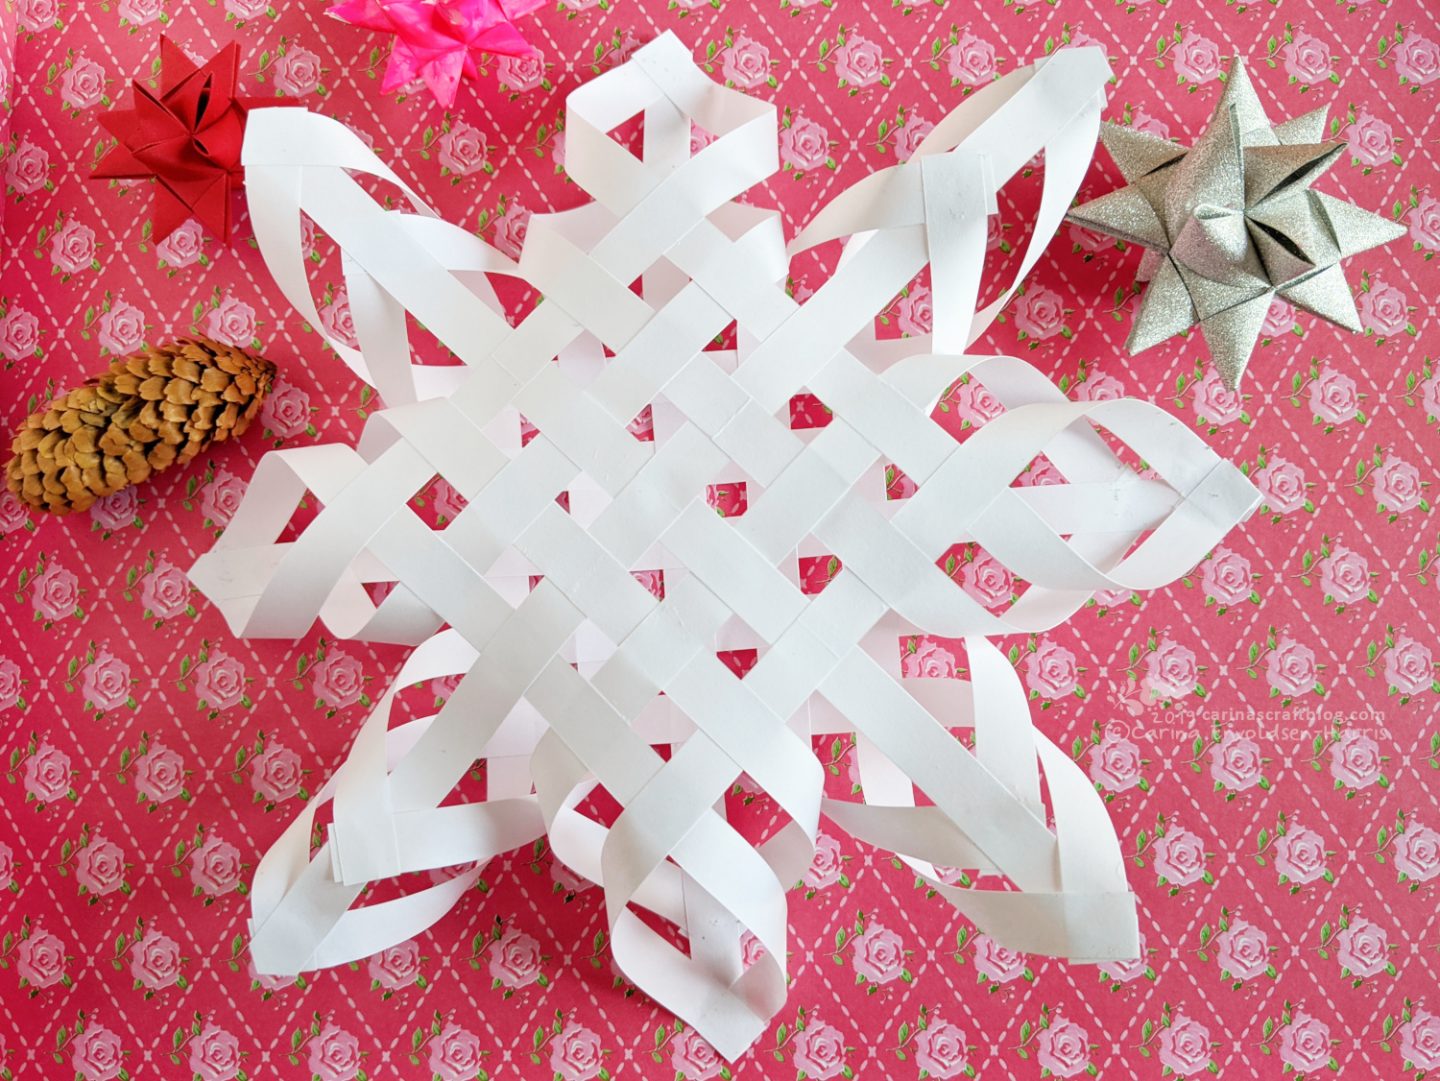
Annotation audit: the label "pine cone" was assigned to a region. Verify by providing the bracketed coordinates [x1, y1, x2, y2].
[6, 337, 276, 515]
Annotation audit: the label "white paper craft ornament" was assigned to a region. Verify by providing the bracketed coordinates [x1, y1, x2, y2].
[191, 33, 1260, 1060]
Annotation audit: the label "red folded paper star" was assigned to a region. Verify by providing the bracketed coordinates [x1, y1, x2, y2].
[93, 38, 267, 243]
[330, 0, 544, 108]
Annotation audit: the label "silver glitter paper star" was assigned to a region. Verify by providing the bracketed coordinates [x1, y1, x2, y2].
[1067, 59, 1406, 390]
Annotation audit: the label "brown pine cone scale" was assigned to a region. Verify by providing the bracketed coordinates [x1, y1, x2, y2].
[6, 337, 276, 515]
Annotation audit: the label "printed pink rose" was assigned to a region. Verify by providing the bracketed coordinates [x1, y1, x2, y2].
[130, 930, 182, 990]
[1194, 368, 1243, 425]
[188, 1024, 241, 1081]
[16, 0, 61, 33]
[1069, 221, 1112, 252]
[913, 1020, 969, 1079]
[670, 1028, 722, 1081]
[974, 933, 1027, 983]
[986, 214, 1004, 250]
[90, 486, 139, 532]
[1278, 1013, 1331, 1073]
[852, 923, 905, 984]
[308, 1024, 359, 1081]
[1201, 548, 1253, 606]
[5, 138, 49, 195]
[61, 57, 106, 109]
[1173, 33, 1222, 83]
[97, 300, 145, 355]
[194, 649, 246, 710]
[17, 928, 66, 988]
[1359, 281, 1410, 336]
[136, 743, 186, 803]
[1157, 1014, 1212, 1076]
[1309, 367, 1359, 424]
[947, 32, 996, 85]
[780, 115, 830, 172]
[1018, 458, 1064, 486]
[1090, 734, 1143, 792]
[52, 219, 97, 274]
[833, 36, 885, 87]
[740, 930, 767, 968]
[439, 122, 488, 176]
[1143, 639, 1198, 700]
[32, 561, 80, 621]
[225, 0, 270, 17]
[205, 297, 258, 347]
[960, 550, 1012, 607]
[24, 742, 71, 802]
[488, 926, 542, 989]
[792, 1021, 846, 1080]
[251, 744, 302, 802]
[1078, 372, 1125, 402]
[1411, 194, 1440, 251]
[1394, 32, 1440, 85]
[1373, 456, 1423, 513]
[1036, 1017, 1090, 1078]
[1214, 917, 1269, 979]
[201, 469, 247, 526]
[0, 656, 21, 710]
[1129, 111, 1168, 138]
[156, 219, 205, 267]
[1330, 730, 1382, 789]
[1400, 1008, 1440, 1070]
[893, 119, 933, 162]
[721, 36, 771, 90]
[429, 1022, 484, 1081]
[0, 308, 39, 362]
[492, 203, 531, 259]
[1255, 456, 1307, 513]
[274, 46, 322, 96]
[0, 841, 12, 891]
[72, 1023, 125, 1081]
[948, 378, 1004, 426]
[895, 286, 933, 336]
[1282, 31, 1333, 84]
[498, 53, 545, 92]
[76, 836, 126, 896]
[1319, 544, 1370, 604]
[1262, 296, 1296, 337]
[1013, 285, 1065, 339]
[1152, 826, 1207, 886]
[902, 639, 958, 679]
[1334, 916, 1390, 977]
[260, 379, 311, 438]
[1024, 640, 1078, 699]
[368, 939, 421, 989]
[1210, 732, 1263, 791]
[140, 558, 190, 618]
[0, 492, 26, 534]
[189, 835, 243, 896]
[118, 0, 164, 24]
[550, 1023, 604, 1081]
[1424, 372, 1440, 421]
[430, 477, 468, 522]
[1347, 111, 1394, 168]
[1395, 825, 1440, 882]
[81, 649, 132, 712]
[1274, 825, 1327, 884]
[312, 651, 365, 709]
[1265, 636, 1317, 698]
[805, 832, 844, 890]
[1385, 634, 1433, 695]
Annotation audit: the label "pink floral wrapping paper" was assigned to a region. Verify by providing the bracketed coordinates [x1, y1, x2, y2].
[1, 1, 1439, 1079]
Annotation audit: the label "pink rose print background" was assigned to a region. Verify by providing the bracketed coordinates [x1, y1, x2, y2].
[1, 0, 1440, 1077]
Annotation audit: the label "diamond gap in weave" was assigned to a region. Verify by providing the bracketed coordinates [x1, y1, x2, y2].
[192, 34, 1260, 1059]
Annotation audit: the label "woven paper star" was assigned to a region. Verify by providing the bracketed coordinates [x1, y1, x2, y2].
[1068, 59, 1405, 389]
[330, 0, 543, 107]
[93, 38, 264, 243]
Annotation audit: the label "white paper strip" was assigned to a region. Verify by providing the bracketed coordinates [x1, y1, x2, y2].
[191, 33, 1260, 1060]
